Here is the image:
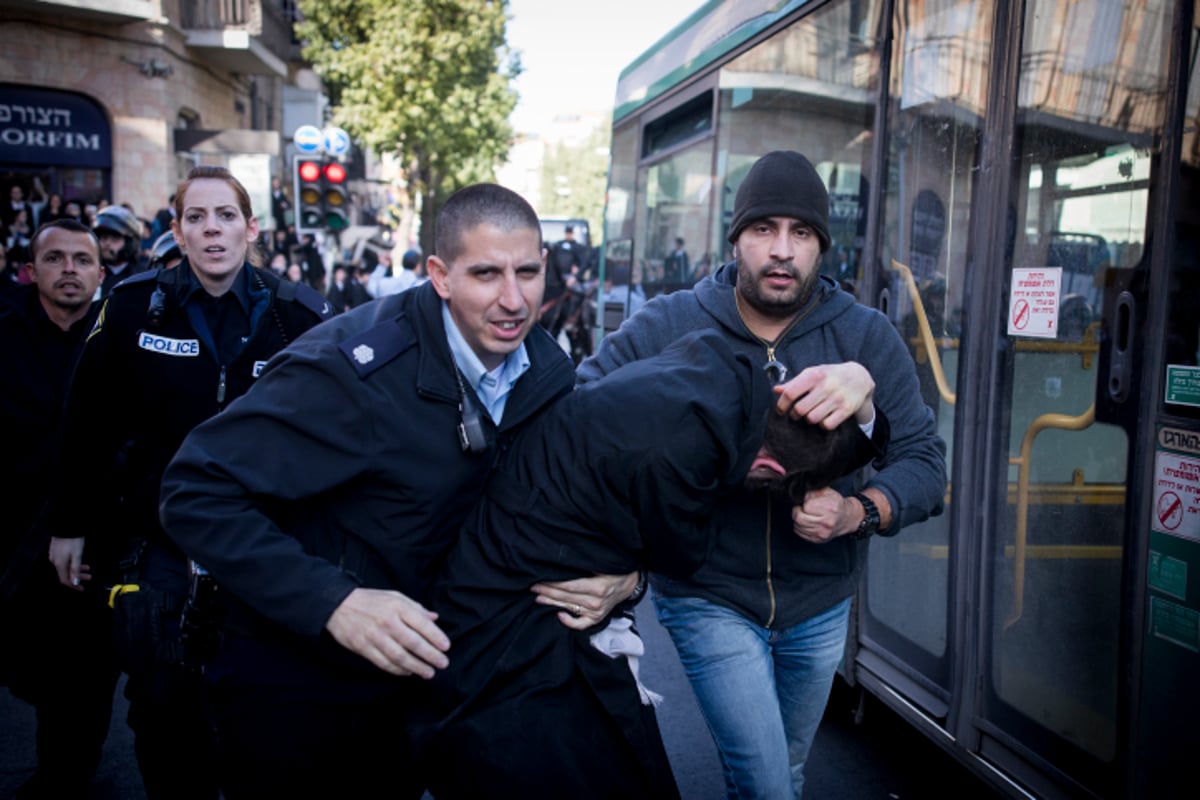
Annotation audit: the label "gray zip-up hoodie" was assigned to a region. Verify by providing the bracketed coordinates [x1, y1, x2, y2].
[577, 262, 946, 629]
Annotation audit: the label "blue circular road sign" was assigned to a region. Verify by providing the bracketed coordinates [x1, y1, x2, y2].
[323, 127, 351, 157]
[293, 125, 323, 153]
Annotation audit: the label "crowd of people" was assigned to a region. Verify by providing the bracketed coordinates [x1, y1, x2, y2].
[0, 150, 945, 800]
[1, 177, 431, 321]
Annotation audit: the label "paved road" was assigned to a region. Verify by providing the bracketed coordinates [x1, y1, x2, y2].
[2, 593, 1001, 799]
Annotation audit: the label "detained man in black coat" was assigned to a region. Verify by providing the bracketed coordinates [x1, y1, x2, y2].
[409, 329, 883, 798]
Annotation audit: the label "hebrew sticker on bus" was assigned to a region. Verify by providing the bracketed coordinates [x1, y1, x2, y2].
[1007, 267, 1061, 339]
[1151, 450, 1200, 542]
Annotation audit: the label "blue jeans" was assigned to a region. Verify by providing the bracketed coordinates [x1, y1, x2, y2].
[653, 593, 851, 800]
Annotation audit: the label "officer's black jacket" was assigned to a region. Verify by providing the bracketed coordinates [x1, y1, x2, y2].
[160, 280, 577, 641]
[45, 262, 331, 585]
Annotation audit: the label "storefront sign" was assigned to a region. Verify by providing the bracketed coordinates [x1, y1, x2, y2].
[228, 153, 273, 233]
[0, 84, 112, 168]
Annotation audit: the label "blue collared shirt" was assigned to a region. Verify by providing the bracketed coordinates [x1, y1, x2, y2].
[441, 302, 531, 425]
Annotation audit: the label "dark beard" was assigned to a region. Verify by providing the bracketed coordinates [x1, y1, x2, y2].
[735, 255, 819, 319]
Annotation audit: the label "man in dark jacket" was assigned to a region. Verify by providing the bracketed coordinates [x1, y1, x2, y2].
[578, 151, 947, 798]
[0, 220, 112, 799]
[159, 184, 639, 799]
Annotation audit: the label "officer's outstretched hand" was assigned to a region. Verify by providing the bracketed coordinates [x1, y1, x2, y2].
[48, 536, 88, 590]
[775, 362, 875, 429]
[325, 587, 450, 678]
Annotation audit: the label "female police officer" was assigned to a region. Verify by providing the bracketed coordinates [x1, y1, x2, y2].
[45, 166, 331, 800]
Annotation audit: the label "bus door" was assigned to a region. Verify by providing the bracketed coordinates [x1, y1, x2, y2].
[972, 1, 1184, 796]
[859, 1, 1182, 798]
[1134, 5, 1200, 795]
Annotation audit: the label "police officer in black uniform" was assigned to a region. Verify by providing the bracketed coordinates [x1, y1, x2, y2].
[159, 183, 639, 799]
[146, 229, 183, 272]
[46, 166, 331, 800]
[93, 203, 147, 297]
[0, 220, 113, 799]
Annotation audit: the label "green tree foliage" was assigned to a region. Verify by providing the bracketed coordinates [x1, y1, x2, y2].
[537, 115, 611, 244]
[296, 0, 520, 253]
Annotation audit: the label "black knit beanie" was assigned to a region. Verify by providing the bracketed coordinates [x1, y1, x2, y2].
[727, 151, 831, 252]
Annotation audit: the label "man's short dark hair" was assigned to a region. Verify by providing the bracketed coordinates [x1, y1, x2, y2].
[29, 219, 100, 261]
[435, 183, 540, 265]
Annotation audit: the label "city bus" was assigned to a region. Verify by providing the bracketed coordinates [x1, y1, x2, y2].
[595, 1, 1200, 797]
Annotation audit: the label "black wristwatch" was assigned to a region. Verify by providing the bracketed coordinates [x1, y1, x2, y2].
[852, 492, 881, 540]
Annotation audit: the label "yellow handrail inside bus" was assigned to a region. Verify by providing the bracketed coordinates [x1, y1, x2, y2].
[891, 260, 1118, 628]
[1004, 403, 1096, 629]
[891, 260, 957, 406]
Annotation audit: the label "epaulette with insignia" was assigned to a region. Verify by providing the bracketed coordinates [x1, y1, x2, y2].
[337, 317, 415, 378]
[278, 280, 334, 321]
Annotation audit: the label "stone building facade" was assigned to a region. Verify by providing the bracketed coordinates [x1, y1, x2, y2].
[0, 0, 314, 231]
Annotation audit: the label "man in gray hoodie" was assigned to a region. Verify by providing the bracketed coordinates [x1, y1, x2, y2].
[577, 150, 947, 798]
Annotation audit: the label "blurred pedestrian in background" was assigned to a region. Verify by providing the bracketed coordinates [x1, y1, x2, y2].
[326, 263, 371, 313]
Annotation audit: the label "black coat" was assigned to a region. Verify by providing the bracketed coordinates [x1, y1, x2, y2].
[411, 330, 774, 799]
[0, 286, 98, 596]
[160, 282, 577, 643]
[0, 287, 115, 705]
[45, 263, 331, 589]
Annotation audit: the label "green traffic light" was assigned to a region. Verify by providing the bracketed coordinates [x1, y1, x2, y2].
[325, 210, 349, 231]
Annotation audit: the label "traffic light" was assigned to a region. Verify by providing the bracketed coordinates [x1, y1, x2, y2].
[322, 160, 349, 231]
[294, 158, 324, 235]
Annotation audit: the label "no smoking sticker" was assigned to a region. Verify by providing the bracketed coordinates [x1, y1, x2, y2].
[1007, 267, 1062, 339]
[1157, 491, 1184, 530]
[1151, 450, 1200, 541]
[1011, 298, 1031, 330]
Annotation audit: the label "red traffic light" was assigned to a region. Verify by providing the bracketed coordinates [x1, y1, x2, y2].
[323, 162, 347, 183]
[297, 160, 321, 182]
